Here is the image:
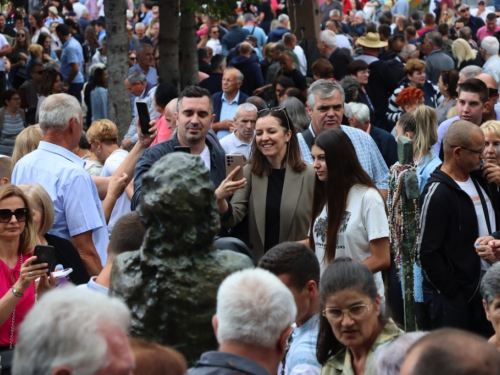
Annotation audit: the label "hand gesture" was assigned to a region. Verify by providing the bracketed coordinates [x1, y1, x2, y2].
[13, 256, 50, 294]
[215, 166, 247, 201]
[136, 118, 158, 149]
[475, 236, 497, 263]
[108, 173, 128, 199]
[482, 163, 500, 186]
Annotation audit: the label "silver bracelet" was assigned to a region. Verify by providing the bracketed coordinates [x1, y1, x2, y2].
[11, 287, 23, 298]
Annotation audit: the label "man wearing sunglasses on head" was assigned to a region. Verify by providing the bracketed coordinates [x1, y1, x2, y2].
[455, 4, 485, 41]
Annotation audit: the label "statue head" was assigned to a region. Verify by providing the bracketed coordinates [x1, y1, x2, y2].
[138, 152, 220, 255]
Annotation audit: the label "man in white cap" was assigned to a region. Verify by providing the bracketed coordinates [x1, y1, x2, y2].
[354, 32, 399, 131]
[44, 6, 64, 27]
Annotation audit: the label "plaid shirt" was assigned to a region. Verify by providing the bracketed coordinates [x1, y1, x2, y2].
[320, 319, 404, 375]
[298, 125, 389, 190]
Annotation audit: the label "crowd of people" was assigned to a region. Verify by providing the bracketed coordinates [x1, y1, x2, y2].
[0, 0, 500, 373]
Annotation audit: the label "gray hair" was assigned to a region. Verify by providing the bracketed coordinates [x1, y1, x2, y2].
[460, 65, 483, 80]
[399, 43, 417, 58]
[243, 13, 255, 22]
[216, 268, 296, 348]
[280, 96, 311, 132]
[236, 103, 258, 117]
[136, 43, 153, 55]
[81, 8, 89, 15]
[426, 31, 443, 48]
[39, 94, 82, 132]
[458, 26, 472, 41]
[319, 29, 337, 48]
[278, 14, 289, 24]
[330, 9, 341, 17]
[347, 102, 370, 123]
[12, 287, 131, 375]
[135, 22, 145, 30]
[126, 69, 147, 85]
[308, 79, 345, 109]
[376, 332, 428, 375]
[481, 36, 500, 56]
[224, 67, 244, 83]
[339, 76, 359, 103]
[481, 262, 500, 307]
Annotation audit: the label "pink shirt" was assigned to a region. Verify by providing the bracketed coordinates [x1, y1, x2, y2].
[151, 115, 173, 146]
[476, 25, 500, 41]
[0, 252, 35, 346]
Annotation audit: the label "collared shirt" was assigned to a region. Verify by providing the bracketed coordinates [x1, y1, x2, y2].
[76, 276, 109, 294]
[124, 85, 158, 143]
[218, 91, 240, 139]
[12, 141, 108, 265]
[130, 64, 158, 86]
[321, 319, 404, 375]
[297, 125, 389, 189]
[189, 351, 269, 375]
[60, 37, 85, 84]
[219, 131, 252, 161]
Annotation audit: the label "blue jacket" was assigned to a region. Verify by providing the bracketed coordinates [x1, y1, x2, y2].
[228, 55, 264, 97]
[267, 26, 290, 43]
[221, 26, 250, 56]
[212, 91, 249, 123]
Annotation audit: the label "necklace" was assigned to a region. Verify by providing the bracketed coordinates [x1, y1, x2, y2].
[9, 252, 23, 350]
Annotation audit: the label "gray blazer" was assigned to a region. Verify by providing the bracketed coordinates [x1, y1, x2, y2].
[222, 163, 315, 260]
[425, 49, 455, 85]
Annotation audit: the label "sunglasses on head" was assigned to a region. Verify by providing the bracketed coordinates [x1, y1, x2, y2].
[257, 106, 291, 130]
[0, 208, 29, 223]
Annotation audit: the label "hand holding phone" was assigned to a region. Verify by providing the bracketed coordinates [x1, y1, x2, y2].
[136, 101, 151, 135]
[33, 245, 55, 276]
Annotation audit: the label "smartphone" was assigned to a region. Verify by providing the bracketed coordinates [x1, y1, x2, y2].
[136, 101, 151, 135]
[174, 146, 191, 153]
[226, 154, 244, 181]
[33, 245, 55, 276]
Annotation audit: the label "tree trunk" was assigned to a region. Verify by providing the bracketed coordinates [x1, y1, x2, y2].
[158, 0, 181, 91]
[104, 0, 131, 140]
[179, 9, 198, 88]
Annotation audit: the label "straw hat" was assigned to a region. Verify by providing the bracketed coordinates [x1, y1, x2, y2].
[48, 6, 58, 15]
[356, 32, 388, 48]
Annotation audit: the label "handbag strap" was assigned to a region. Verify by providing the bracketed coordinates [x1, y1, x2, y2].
[472, 177, 492, 234]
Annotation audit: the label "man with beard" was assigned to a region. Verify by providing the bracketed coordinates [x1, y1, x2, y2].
[132, 86, 226, 210]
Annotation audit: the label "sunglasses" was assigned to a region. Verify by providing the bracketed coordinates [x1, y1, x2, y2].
[129, 57, 137, 60]
[0, 208, 29, 223]
[16, 33, 25, 37]
[460, 7, 470, 12]
[33, 70, 46, 75]
[258, 106, 291, 130]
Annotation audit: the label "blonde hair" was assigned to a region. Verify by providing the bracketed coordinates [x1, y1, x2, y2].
[439, 8, 455, 28]
[11, 125, 43, 170]
[452, 39, 477, 67]
[28, 43, 43, 59]
[414, 105, 438, 160]
[18, 183, 54, 235]
[481, 120, 500, 140]
[86, 119, 119, 145]
[0, 185, 38, 253]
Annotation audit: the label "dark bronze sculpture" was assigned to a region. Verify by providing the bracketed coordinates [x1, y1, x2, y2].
[110, 152, 253, 364]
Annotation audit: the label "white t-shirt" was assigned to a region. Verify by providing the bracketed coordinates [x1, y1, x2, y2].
[455, 177, 496, 270]
[219, 131, 252, 161]
[0, 34, 8, 72]
[100, 149, 130, 235]
[313, 184, 389, 302]
[199, 145, 211, 171]
[206, 38, 222, 56]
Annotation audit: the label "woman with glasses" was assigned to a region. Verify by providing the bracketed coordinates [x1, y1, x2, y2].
[436, 69, 458, 124]
[0, 89, 27, 157]
[0, 185, 55, 356]
[318, 257, 404, 375]
[216, 107, 315, 260]
[9, 27, 30, 89]
[309, 128, 390, 304]
[128, 51, 137, 68]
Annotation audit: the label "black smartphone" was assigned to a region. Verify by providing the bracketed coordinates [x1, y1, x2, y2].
[174, 146, 191, 153]
[136, 101, 151, 135]
[33, 245, 55, 276]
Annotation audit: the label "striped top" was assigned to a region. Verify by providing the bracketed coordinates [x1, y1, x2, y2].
[0, 112, 25, 156]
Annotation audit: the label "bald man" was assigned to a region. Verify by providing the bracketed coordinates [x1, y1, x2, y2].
[475, 73, 500, 122]
[400, 328, 500, 375]
[418, 120, 496, 337]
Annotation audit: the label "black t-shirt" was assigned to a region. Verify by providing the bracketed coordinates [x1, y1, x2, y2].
[264, 168, 286, 252]
[283, 69, 308, 92]
[258, 2, 274, 22]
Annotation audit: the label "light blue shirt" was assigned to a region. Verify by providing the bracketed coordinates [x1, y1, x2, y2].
[297, 125, 389, 189]
[142, 10, 153, 26]
[130, 64, 158, 86]
[97, 30, 107, 45]
[12, 141, 108, 265]
[76, 276, 109, 294]
[60, 37, 85, 84]
[91, 86, 108, 121]
[44, 16, 64, 28]
[218, 91, 240, 139]
[242, 25, 267, 60]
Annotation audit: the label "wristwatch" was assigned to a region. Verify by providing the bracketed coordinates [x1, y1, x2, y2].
[11, 287, 23, 298]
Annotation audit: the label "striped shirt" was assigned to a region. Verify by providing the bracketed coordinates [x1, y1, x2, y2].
[0, 112, 24, 156]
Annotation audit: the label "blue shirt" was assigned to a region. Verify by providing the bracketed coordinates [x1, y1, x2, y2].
[76, 276, 109, 294]
[242, 25, 267, 60]
[130, 64, 158, 86]
[142, 10, 153, 26]
[297, 125, 389, 189]
[12, 141, 108, 265]
[60, 37, 84, 84]
[218, 91, 240, 139]
[97, 29, 107, 45]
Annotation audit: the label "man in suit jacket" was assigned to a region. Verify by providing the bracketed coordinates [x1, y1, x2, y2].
[422, 31, 455, 84]
[212, 68, 249, 139]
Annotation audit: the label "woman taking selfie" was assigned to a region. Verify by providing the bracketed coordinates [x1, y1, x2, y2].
[0, 185, 54, 355]
[309, 128, 390, 304]
[216, 107, 315, 260]
[317, 257, 404, 374]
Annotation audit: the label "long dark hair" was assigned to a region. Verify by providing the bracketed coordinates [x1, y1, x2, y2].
[250, 108, 306, 177]
[309, 129, 379, 263]
[39, 69, 63, 96]
[90, 67, 107, 90]
[29, 11, 43, 35]
[36, 32, 51, 53]
[316, 257, 387, 364]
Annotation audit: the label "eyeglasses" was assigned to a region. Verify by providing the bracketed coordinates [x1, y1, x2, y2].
[257, 106, 291, 130]
[16, 33, 25, 37]
[449, 145, 485, 154]
[33, 70, 45, 75]
[322, 304, 371, 320]
[460, 7, 470, 12]
[129, 57, 137, 60]
[0, 208, 29, 223]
